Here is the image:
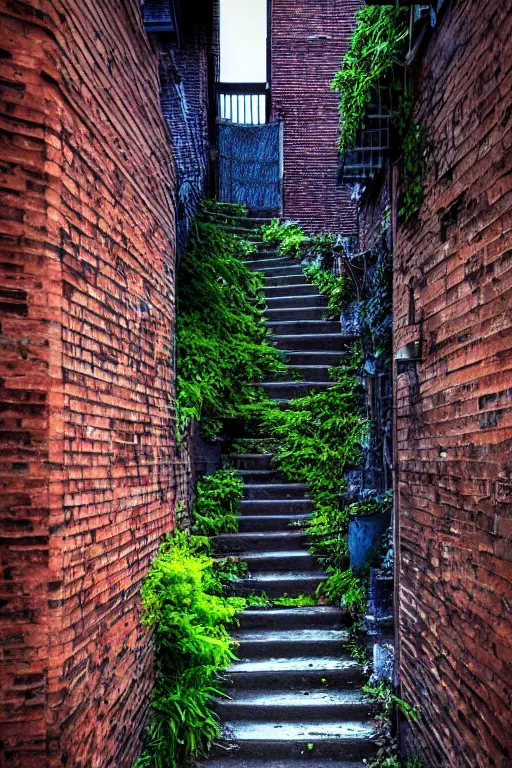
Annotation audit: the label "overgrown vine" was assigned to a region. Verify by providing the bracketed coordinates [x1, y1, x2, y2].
[331, 5, 430, 220]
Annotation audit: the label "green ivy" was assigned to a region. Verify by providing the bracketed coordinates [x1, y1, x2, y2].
[192, 470, 244, 536]
[304, 263, 348, 319]
[331, 5, 409, 153]
[176, 203, 286, 440]
[394, 91, 430, 221]
[261, 218, 306, 257]
[363, 680, 419, 724]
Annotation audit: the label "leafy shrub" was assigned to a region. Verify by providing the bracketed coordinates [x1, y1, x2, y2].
[331, 6, 409, 152]
[261, 218, 306, 258]
[363, 680, 419, 724]
[192, 469, 244, 536]
[345, 489, 393, 519]
[135, 532, 245, 768]
[304, 263, 348, 319]
[316, 567, 366, 613]
[176, 204, 286, 439]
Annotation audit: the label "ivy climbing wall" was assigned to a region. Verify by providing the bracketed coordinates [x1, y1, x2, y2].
[394, 0, 512, 765]
[0, 1, 187, 766]
[270, 0, 359, 234]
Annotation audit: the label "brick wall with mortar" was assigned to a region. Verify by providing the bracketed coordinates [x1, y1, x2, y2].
[145, 0, 216, 249]
[0, 1, 190, 766]
[270, 0, 359, 234]
[393, 1, 512, 765]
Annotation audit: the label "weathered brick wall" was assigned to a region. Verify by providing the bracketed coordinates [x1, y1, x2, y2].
[394, 1, 512, 765]
[270, 0, 359, 233]
[0, 2, 185, 766]
[146, 0, 216, 248]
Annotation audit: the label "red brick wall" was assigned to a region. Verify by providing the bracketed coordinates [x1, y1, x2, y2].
[270, 0, 359, 233]
[0, 2, 184, 766]
[394, 1, 512, 765]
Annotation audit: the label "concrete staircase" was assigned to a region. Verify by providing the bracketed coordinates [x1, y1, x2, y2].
[201, 214, 376, 768]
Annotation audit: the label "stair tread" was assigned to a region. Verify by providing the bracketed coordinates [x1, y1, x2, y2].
[219, 690, 370, 707]
[235, 629, 347, 642]
[237, 571, 326, 582]
[230, 656, 362, 674]
[239, 550, 314, 560]
[201, 760, 364, 768]
[221, 720, 376, 741]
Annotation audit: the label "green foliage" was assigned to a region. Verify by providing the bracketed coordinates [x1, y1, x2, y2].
[346, 619, 369, 665]
[394, 91, 430, 221]
[363, 681, 419, 724]
[135, 532, 245, 768]
[176, 203, 286, 439]
[261, 218, 306, 258]
[345, 490, 393, 519]
[210, 556, 248, 594]
[273, 594, 317, 607]
[304, 263, 348, 319]
[331, 5, 409, 152]
[316, 567, 366, 613]
[192, 470, 244, 536]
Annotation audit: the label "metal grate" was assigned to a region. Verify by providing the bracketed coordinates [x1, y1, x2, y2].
[338, 87, 392, 185]
[216, 83, 268, 125]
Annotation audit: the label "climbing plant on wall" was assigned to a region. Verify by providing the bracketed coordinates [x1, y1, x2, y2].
[332, 5, 430, 220]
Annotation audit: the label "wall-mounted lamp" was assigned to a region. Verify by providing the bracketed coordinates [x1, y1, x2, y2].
[306, 35, 332, 40]
[396, 339, 422, 374]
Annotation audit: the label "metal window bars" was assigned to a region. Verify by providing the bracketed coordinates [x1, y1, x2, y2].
[216, 82, 268, 125]
[338, 86, 393, 185]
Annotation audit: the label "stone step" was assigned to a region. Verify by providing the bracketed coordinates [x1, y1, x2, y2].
[238, 550, 317, 572]
[237, 469, 287, 484]
[234, 629, 348, 659]
[246, 257, 296, 270]
[243, 483, 309, 500]
[201, 760, 364, 768]
[268, 320, 341, 336]
[265, 306, 326, 321]
[249, 249, 279, 259]
[254, 265, 304, 278]
[238, 606, 349, 630]
[272, 334, 350, 352]
[215, 531, 309, 554]
[283, 350, 347, 366]
[265, 293, 324, 309]
[239, 499, 313, 515]
[220, 225, 265, 239]
[227, 453, 274, 471]
[264, 274, 308, 287]
[212, 720, 377, 760]
[225, 656, 367, 691]
[238, 514, 311, 533]
[260, 381, 333, 399]
[234, 571, 326, 597]
[285, 364, 332, 382]
[265, 283, 321, 297]
[230, 216, 272, 229]
[214, 689, 372, 722]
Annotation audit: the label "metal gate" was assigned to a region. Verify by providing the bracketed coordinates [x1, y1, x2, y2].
[218, 121, 282, 213]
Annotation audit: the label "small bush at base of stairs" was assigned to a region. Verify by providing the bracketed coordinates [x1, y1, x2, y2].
[134, 532, 246, 768]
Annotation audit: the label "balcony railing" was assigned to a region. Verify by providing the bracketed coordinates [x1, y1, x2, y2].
[216, 82, 268, 125]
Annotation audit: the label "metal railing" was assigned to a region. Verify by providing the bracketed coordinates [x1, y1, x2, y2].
[216, 82, 268, 125]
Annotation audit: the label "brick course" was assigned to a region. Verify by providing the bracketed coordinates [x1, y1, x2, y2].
[0, 2, 186, 766]
[393, 1, 512, 765]
[270, 0, 359, 233]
